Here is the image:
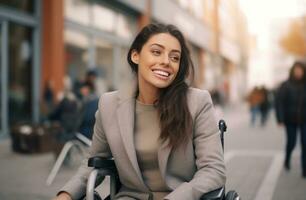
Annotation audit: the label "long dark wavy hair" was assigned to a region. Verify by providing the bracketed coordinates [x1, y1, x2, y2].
[127, 23, 195, 149]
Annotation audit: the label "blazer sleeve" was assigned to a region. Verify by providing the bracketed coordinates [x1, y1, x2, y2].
[165, 90, 226, 200]
[58, 96, 112, 200]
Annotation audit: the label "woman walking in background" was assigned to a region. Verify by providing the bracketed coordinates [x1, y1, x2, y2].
[276, 61, 306, 178]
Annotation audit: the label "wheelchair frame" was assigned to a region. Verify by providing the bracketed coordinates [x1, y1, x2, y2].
[46, 132, 91, 186]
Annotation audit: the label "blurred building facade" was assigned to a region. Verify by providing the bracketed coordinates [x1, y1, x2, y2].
[0, 0, 249, 136]
[247, 12, 306, 90]
[243, 0, 306, 92]
[207, 0, 249, 103]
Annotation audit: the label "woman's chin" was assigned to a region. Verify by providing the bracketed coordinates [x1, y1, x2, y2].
[151, 81, 172, 89]
[149, 75, 174, 88]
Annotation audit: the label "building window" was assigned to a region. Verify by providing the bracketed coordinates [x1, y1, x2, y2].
[65, 0, 137, 39]
[0, 0, 34, 14]
[176, 0, 204, 19]
[65, 0, 91, 26]
[8, 23, 33, 124]
[94, 37, 113, 93]
[65, 29, 89, 83]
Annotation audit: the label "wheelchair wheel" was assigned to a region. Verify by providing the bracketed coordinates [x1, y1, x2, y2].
[225, 190, 240, 200]
[82, 191, 102, 200]
[93, 191, 103, 200]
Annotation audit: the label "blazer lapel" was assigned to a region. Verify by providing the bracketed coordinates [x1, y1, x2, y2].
[116, 78, 145, 186]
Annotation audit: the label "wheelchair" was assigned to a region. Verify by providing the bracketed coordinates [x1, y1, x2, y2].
[46, 132, 92, 186]
[83, 120, 240, 200]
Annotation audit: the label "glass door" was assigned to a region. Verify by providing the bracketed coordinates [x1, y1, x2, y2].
[0, 19, 8, 137]
[8, 23, 33, 126]
[0, 20, 34, 137]
[0, 0, 40, 139]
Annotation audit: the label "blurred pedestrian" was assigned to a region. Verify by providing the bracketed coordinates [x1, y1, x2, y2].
[210, 88, 224, 120]
[54, 23, 225, 200]
[259, 86, 270, 126]
[49, 77, 82, 142]
[41, 80, 55, 121]
[73, 69, 98, 99]
[43, 80, 54, 109]
[78, 83, 99, 139]
[275, 61, 306, 178]
[211, 88, 222, 106]
[84, 69, 97, 91]
[247, 86, 264, 127]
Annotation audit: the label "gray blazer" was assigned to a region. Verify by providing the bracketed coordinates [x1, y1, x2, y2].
[61, 82, 226, 200]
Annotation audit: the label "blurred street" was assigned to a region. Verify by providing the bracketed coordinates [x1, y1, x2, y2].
[223, 104, 306, 200]
[0, 0, 305, 200]
[1, 103, 306, 200]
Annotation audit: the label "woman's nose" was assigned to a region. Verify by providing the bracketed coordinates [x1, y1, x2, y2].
[161, 53, 170, 65]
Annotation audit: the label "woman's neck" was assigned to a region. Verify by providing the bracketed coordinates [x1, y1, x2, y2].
[137, 81, 159, 105]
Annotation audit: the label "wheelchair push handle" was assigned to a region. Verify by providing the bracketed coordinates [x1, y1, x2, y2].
[218, 119, 227, 151]
[218, 119, 227, 133]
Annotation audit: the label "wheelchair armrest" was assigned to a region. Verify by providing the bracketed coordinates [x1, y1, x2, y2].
[88, 156, 116, 170]
[200, 187, 225, 200]
[87, 157, 120, 200]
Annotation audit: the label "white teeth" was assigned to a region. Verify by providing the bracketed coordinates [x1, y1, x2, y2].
[153, 70, 170, 77]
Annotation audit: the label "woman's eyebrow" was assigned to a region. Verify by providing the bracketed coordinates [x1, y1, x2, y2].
[150, 43, 181, 53]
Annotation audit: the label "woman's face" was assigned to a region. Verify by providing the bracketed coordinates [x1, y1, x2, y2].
[293, 65, 304, 80]
[131, 33, 181, 90]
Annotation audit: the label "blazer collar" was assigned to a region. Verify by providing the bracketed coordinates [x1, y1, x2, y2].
[117, 77, 138, 103]
[116, 76, 173, 185]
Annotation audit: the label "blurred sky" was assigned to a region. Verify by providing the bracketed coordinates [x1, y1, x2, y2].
[238, 0, 304, 35]
[238, 0, 306, 88]
[238, 0, 305, 50]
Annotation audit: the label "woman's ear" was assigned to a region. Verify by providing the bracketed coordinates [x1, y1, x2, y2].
[131, 50, 139, 64]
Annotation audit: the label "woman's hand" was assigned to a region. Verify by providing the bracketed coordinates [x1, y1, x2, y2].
[53, 192, 72, 200]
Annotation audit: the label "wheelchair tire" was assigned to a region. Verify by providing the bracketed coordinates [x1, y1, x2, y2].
[82, 191, 102, 200]
[94, 191, 102, 200]
[225, 190, 240, 200]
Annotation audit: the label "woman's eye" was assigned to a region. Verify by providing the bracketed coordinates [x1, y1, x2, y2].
[151, 50, 161, 55]
[170, 56, 180, 62]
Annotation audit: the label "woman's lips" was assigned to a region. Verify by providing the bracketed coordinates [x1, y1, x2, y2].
[153, 69, 170, 77]
[152, 69, 171, 80]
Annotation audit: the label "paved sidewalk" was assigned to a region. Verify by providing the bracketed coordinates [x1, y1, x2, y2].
[222, 103, 306, 200]
[0, 139, 110, 200]
[0, 139, 76, 199]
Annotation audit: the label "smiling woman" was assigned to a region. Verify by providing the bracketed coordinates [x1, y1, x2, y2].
[131, 33, 181, 102]
[126, 24, 195, 149]
[55, 23, 225, 200]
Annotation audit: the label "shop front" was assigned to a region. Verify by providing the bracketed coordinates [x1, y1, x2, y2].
[0, 0, 41, 137]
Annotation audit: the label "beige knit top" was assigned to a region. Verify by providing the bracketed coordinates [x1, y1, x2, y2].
[134, 100, 170, 200]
